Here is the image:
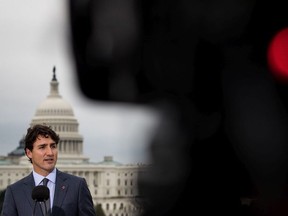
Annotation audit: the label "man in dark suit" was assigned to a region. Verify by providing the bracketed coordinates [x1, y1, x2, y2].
[1, 124, 96, 216]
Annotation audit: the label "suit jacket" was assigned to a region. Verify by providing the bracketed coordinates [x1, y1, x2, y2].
[1, 169, 96, 216]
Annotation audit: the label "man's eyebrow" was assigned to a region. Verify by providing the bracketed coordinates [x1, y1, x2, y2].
[37, 142, 56, 146]
[38, 143, 48, 146]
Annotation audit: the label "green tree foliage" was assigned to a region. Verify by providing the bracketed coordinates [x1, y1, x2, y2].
[0, 189, 6, 213]
[95, 204, 106, 216]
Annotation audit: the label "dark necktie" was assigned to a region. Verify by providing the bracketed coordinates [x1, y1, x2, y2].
[42, 178, 51, 215]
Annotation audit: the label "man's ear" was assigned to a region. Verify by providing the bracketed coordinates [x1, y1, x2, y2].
[25, 148, 32, 159]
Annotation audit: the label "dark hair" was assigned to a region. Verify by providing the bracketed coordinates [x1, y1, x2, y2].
[24, 124, 60, 163]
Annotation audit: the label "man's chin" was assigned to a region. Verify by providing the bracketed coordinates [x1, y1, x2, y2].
[44, 164, 56, 171]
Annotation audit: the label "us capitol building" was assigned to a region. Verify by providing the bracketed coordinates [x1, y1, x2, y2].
[0, 68, 148, 216]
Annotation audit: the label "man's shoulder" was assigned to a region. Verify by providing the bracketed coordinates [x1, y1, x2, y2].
[56, 169, 84, 182]
[7, 173, 32, 189]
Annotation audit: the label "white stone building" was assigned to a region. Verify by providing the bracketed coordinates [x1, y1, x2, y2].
[0, 68, 147, 216]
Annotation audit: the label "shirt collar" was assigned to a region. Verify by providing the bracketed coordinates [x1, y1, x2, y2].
[33, 168, 57, 185]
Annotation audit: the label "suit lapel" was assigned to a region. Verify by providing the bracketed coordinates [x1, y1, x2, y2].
[52, 170, 69, 215]
[23, 172, 41, 214]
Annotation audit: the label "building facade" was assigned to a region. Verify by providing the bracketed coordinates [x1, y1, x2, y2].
[0, 68, 147, 216]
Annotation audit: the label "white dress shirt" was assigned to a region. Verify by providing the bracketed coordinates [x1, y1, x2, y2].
[33, 168, 56, 209]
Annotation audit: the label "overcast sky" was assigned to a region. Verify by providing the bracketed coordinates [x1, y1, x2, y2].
[0, 0, 158, 164]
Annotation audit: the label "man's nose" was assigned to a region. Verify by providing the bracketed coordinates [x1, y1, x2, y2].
[46, 147, 53, 154]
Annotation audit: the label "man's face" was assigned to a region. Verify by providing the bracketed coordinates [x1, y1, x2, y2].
[26, 135, 58, 176]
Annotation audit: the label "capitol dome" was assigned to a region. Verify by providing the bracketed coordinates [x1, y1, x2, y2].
[36, 97, 74, 116]
[29, 67, 89, 164]
[34, 67, 74, 117]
